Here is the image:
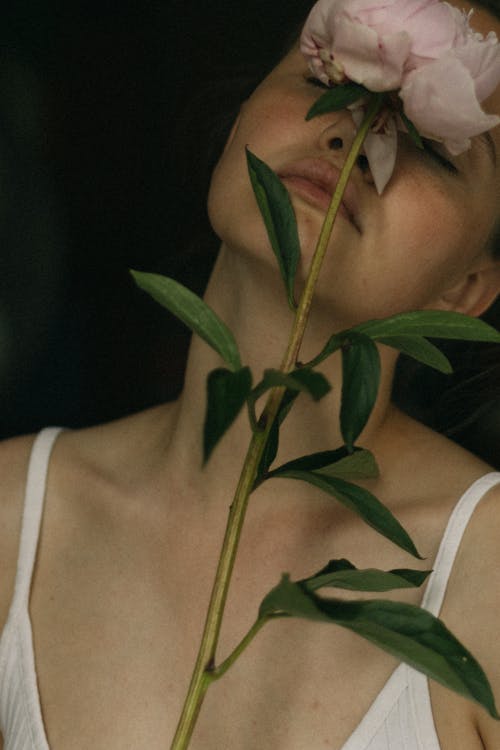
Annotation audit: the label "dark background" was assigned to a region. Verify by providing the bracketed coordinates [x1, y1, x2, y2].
[0, 0, 310, 438]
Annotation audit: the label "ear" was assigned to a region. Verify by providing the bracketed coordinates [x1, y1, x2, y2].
[438, 262, 500, 318]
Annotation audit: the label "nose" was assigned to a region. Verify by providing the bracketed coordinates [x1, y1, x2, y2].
[317, 111, 373, 181]
[317, 109, 357, 152]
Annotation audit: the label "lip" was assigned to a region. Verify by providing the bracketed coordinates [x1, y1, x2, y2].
[277, 158, 361, 233]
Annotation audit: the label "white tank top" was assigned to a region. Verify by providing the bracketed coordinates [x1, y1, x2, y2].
[0, 427, 499, 749]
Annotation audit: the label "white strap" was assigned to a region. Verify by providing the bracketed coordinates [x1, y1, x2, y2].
[421, 472, 500, 617]
[10, 427, 63, 613]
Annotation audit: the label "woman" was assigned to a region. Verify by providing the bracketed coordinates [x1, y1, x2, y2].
[1, 0, 500, 748]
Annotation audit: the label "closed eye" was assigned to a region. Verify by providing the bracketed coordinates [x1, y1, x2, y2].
[422, 140, 458, 174]
[306, 76, 331, 91]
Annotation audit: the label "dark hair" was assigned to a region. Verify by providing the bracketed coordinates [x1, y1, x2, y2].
[393, 301, 500, 468]
[393, 221, 500, 466]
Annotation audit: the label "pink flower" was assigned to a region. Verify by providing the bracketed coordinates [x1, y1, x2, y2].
[301, 0, 500, 193]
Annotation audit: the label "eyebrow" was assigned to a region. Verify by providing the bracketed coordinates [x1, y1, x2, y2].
[477, 130, 497, 168]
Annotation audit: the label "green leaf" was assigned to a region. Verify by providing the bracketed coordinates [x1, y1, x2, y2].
[259, 574, 318, 620]
[301, 559, 431, 592]
[259, 576, 499, 719]
[288, 368, 332, 400]
[309, 310, 500, 373]
[317, 449, 380, 480]
[340, 334, 381, 450]
[131, 271, 242, 371]
[257, 418, 280, 480]
[203, 367, 252, 463]
[378, 335, 452, 374]
[255, 389, 299, 481]
[306, 83, 368, 120]
[270, 470, 421, 558]
[276, 387, 300, 425]
[270, 447, 355, 475]
[354, 310, 500, 343]
[269, 447, 379, 481]
[251, 368, 331, 405]
[246, 149, 300, 309]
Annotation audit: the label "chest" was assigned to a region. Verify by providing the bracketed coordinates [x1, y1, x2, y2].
[29, 584, 407, 749]
[27, 485, 477, 750]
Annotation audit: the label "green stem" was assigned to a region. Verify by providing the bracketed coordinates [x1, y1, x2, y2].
[210, 614, 283, 682]
[279, 93, 384, 372]
[169, 93, 384, 750]
[169, 401, 282, 749]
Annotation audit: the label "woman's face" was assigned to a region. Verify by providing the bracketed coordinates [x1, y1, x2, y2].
[208, 0, 500, 326]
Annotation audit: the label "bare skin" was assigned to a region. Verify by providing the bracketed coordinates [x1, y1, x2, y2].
[0, 405, 499, 750]
[1, 1, 500, 749]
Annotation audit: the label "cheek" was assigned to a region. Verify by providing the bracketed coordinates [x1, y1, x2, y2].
[397, 198, 465, 260]
[382, 174, 483, 287]
[387, 150, 497, 266]
[207, 90, 306, 245]
[314, 182, 483, 322]
[215, 81, 308, 165]
[207, 132, 255, 243]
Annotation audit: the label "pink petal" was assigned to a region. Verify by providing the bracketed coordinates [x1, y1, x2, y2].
[355, 0, 460, 58]
[300, 0, 343, 52]
[453, 32, 500, 102]
[397, 1, 461, 58]
[333, 17, 410, 90]
[400, 56, 500, 152]
[363, 117, 398, 194]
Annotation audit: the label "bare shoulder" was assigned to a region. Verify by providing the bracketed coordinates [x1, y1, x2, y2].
[55, 402, 179, 491]
[377, 408, 496, 508]
[437, 471, 500, 747]
[0, 432, 37, 631]
[388, 413, 500, 745]
[0, 402, 178, 634]
[450, 472, 500, 611]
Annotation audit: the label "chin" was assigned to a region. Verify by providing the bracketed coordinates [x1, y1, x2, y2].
[207, 187, 281, 267]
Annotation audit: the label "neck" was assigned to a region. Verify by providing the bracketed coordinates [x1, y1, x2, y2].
[161, 243, 400, 505]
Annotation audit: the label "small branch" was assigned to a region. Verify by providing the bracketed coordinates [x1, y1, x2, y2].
[210, 614, 283, 682]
